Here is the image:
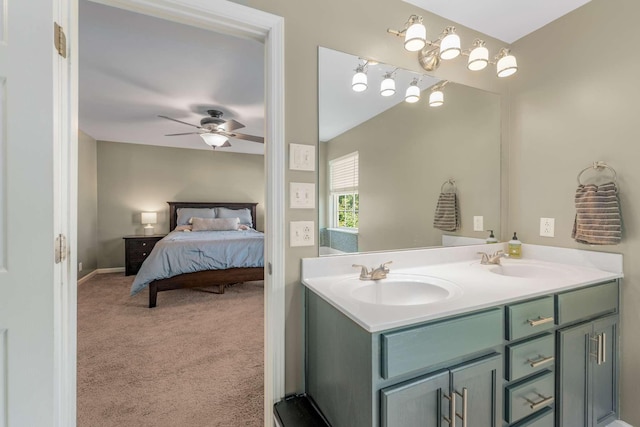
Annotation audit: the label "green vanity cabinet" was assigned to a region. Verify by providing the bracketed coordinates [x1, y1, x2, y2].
[556, 281, 619, 427]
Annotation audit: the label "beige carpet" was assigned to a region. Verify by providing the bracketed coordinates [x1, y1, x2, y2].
[77, 273, 264, 427]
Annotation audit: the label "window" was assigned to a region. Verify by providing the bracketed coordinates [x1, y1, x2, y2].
[329, 152, 359, 229]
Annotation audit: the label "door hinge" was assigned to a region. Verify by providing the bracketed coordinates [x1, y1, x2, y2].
[54, 22, 67, 58]
[268, 262, 273, 275]
[55, 234, 67, 264]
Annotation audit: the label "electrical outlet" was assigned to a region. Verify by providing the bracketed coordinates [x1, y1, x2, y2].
[290, 182, 315, 209]
[290, 221, 315, 247]
[78, 262, 83, 272]
[473, 216, 484, 231]
[540, 217, 555, 237]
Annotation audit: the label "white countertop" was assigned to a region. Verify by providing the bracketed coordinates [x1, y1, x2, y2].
[301, 244, 623, 333]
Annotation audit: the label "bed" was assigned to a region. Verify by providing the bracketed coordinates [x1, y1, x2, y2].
[130, 201, 265, 308]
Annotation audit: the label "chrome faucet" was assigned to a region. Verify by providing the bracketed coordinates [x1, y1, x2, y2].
[478, 250, 506, 265]
[353, 261, 392, 280]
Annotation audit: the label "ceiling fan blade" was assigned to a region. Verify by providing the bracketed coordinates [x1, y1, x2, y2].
[230, 132, 264, 143]
[220, 141, 232, 148]
[165, 132, 201, 136]
[219, 119, 245, 132]
[158, 115, 202, 129]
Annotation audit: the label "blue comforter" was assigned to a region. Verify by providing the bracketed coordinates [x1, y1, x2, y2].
[130, 229, 264, 295]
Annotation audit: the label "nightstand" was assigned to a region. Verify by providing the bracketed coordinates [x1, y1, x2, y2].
[123, 235, 165, 276]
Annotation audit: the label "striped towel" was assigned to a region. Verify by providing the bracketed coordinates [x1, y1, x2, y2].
[571, 182, 621, 245]
[433, 192, 460, 232]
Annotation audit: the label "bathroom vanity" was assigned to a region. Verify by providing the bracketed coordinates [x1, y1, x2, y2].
[302, 244, 623, 427]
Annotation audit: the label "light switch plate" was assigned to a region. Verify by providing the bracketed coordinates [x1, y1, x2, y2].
[290, 221, 315, 247]
[540, 217, 555, 237]
[290, 182, 315, 209]
[289, 143, 315, 171]
[473, 216, 484, 231]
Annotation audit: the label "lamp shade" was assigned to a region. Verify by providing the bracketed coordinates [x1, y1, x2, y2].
[439, 32, 461, 60]
[200, 133, 229, 146]
[404, 21, 426, 52]
[429, 90, 444, 107]
[141, 212, 157, 225]
[497, 52, 518, 77]
[468, 46, 489, 71]
[380, 76, 396, 97]
[352, 70, 368, 92]
[405, 83, 421, 103]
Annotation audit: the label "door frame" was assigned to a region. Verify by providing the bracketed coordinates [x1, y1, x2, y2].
[63, 0, 285, 425]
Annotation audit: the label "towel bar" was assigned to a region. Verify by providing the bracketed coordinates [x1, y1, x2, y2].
[577, 161, 617, 186]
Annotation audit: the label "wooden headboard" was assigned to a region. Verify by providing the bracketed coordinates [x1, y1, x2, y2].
[167, 202, 259, 231]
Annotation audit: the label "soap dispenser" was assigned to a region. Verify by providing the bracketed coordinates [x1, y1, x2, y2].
[486, 230, 498, 244]
[508, 232, 522, 258]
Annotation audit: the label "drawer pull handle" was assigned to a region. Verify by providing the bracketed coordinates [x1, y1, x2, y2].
[142, 242, 147, 246]
[142, 253, 147, 256]
[527, 355, 555, 368]
[527, 316, 554, 327]
[443, 391, 456, 426]
[601, 332, 606, 365]
[456, 387, 468, 427]
[525, 393, 554, 411]
[591, 333, 607, 365]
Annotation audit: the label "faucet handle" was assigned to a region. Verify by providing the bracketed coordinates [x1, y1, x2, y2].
[352, 264, 370, 279]
[477, 252, 490, 264]
[380, 261, 393, 273]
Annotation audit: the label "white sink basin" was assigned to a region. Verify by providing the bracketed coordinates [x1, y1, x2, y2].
[486, 262, 570, 279]
[332, 274, 462, 306]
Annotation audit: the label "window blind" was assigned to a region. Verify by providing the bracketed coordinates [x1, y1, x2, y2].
[330, 152, 359, 193]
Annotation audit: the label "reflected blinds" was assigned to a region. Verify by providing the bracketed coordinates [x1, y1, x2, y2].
[330, 152, 359, 193]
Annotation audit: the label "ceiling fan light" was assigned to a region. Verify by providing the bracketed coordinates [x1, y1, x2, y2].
[468, 46, 489, 71]
[405, 82, 421, 103]
[429, 90, 444, 107]
[352, 70, 368, 92]
[439, 29, 461, 60]
[380, 75, 396, 97]
[200, 133, 228, 147]
[404, 21, 427, 52]
[497, 51, 518, 77]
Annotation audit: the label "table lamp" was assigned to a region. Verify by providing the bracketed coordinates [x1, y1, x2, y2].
[141, 212, 157, 236]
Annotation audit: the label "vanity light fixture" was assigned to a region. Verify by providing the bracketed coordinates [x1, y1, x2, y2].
[380, 72, 396, 97]
[387, 14, 427, 52]
[405, 78, 421, 103]
[200, 133, 229, 147]
[352, 63, 368, 92]
[389, 15, 519, 78]
[428, 80, 448, 107]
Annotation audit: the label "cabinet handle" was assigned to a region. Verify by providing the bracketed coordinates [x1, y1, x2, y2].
[142, 242, 147, 246]
[525, 392, 554, 411]
[601, 332, 606, 365]
[527, 316, 554, 327]
[527, 354, 555, 368]
[443, 391, 456, 426]
[455, 387, 468, 427]
[142, 252, 147, 256]
[590, 333, 606, 365]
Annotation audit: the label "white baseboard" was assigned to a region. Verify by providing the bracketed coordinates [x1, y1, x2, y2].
[96, 267, 125, 274]
[77, 270, 98, 285]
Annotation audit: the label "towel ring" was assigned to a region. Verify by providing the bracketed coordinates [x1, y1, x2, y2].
[576, 161, 617, 186]
[441, 179, 456, 193]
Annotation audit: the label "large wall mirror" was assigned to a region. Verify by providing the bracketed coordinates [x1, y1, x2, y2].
[318, 46, 501, 255]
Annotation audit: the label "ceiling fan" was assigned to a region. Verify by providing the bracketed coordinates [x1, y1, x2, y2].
[158, 109, 264, 148]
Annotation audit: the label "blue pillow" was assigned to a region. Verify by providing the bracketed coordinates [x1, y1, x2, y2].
[216, 207, 253, 227]
[176, 208, 216, 226]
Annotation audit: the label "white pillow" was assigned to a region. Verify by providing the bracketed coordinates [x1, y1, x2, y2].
[216, 207, 253, 227]
[191, 217, 240, 231]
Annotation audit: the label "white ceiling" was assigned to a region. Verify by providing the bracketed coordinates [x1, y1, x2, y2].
[79, 1, 265, 154]
[403, 0, 593, 43]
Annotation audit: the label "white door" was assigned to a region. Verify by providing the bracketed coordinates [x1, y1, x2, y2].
[0, 0, 73, 426]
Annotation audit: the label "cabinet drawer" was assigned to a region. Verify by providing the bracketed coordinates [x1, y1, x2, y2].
[506, 333, 555, 381]
[380, 308, 503, 379]
[511, 407, 554, 427]
[555, 281, 618, 325]
[506, 296, 555, 341]
[506, 370, 555, 423]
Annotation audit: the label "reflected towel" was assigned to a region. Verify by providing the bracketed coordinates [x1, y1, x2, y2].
[433, 192, 460, 232]
[571, 182, 621, 245]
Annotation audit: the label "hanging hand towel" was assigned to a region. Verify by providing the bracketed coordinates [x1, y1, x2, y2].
[571, 181, 621, 245]
[433, 192, 460, 232]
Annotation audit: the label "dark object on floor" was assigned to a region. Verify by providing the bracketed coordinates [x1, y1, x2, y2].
[274, 394, 330, 427]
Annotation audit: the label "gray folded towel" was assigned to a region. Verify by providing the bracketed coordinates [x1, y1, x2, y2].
[433, 192, 460, 232]
[571, 181, 621, 245]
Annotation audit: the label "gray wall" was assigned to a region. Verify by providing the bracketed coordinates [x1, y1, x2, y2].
[325, 83, 501, 252]
[96, 141, 264, 269]
[509, 0, 638, 422]
[77, 130, 98, 279]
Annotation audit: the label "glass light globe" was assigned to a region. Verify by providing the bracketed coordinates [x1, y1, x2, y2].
[467, 46, 489, 71]
[404, 22, 427, 52]
[439, 33, 461, 60]
[429, 90, 444, 107]
[405, 83, 420, 103]
[352, 71, 368, 92]
[497, 53, 518, 77]
[380, 76, 396, 97]
[200, 133, 229, 146]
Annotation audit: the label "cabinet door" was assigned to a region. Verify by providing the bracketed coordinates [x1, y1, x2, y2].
[450, 353, 502, 427]
[592, 315, 618, 427]
[557, 321, 591, 427]
[381, 370, 449, 427]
